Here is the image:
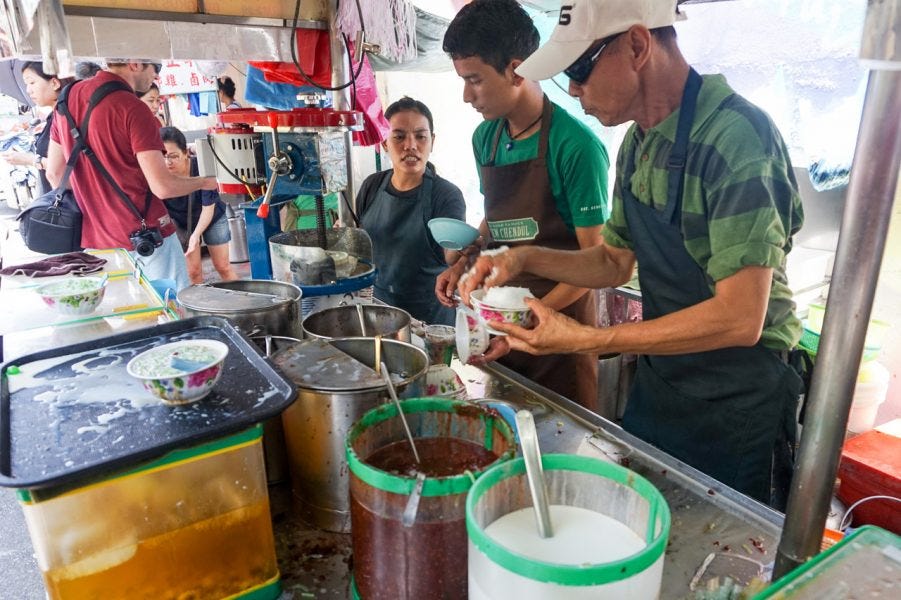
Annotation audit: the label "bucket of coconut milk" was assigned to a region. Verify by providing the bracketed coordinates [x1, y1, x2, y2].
[466, 454, 670, 599]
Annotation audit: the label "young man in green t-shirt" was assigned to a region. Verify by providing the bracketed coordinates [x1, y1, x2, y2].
[437, 0, 610, 410]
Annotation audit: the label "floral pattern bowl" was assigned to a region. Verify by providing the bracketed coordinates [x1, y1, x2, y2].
[469, 288, 533, 334]
[36, 276, 108, 316]
[456, 308, 489, 363]
[126, 339, 229, 405]
[425, 364, 467, 399]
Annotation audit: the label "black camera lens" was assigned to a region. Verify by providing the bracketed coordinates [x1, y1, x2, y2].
[135, 239, 155, 257]
[130, 227, 162, 257]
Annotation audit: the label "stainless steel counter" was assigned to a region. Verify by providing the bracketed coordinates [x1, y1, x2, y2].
[0, 359, 784, 598]
[269, 360, 785, 598]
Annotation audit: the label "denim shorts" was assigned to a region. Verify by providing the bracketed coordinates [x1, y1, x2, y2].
[201, 215, 231, 246]
[133, 232, 190, 293]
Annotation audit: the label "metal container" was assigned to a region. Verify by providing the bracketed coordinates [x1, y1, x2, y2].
[272, 337, 429, 532]
[226, 205, 250, 264]
[177, 280, 303, 339]
[302, 303, 411, 342]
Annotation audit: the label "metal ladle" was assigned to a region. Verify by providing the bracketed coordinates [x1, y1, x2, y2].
[380, 359, 421, 465]
[515, 410, 553, 538]
[356, 304, 368, 336]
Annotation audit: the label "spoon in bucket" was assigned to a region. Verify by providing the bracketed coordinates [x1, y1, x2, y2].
[516, 410, 553, 538]
[356, 304, 368, 336]
[380, 358, 421, 465]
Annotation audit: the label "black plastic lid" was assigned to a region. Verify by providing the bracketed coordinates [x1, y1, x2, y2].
[0, 316, 296, 490]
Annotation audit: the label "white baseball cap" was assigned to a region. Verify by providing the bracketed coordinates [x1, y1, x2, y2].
[516, 0, 679, 81]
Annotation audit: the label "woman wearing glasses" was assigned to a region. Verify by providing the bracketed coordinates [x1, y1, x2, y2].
[160, 126, 238, 284]
[438, 0, 610, 411]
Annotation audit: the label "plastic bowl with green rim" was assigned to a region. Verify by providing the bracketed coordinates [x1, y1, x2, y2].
[467, 454, 671, 599]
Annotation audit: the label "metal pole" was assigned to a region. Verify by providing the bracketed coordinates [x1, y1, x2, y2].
[327, 0, 356, 226]
[774, 66, 901, 578]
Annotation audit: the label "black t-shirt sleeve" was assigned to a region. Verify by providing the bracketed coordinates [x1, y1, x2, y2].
[355, 172, 385, 220]
[430, 175, 466, 221]
[35, 113, 53, 158]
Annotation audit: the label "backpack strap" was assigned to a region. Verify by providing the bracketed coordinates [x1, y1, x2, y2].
[57, 80, 154, 227]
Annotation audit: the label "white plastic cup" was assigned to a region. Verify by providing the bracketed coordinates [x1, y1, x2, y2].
[848, 362, 890, 433]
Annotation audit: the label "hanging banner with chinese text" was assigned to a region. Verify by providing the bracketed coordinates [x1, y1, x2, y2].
[157, 60, 217, 95]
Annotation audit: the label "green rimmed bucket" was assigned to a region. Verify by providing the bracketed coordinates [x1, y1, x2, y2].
[467, 454, 671, 599]
[346, 398, 516, 600]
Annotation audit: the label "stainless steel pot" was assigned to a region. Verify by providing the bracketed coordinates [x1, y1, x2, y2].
[273, 337, 429, 532]
[177, 280, 303, 339]
[302, 303, 411, 342]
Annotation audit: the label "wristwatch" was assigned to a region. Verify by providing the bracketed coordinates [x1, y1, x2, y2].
[33, 154, 43, 170]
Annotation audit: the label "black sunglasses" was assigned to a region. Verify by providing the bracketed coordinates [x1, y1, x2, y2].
[564, 34, 621, 85]
[147, 63, 162, 75]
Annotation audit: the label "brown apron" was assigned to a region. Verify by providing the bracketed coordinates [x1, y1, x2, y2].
[481, 96, 599, 409]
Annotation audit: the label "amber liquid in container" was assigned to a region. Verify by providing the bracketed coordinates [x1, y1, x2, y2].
[44, 499, 276, 599]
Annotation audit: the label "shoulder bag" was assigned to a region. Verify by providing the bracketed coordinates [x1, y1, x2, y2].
[17, 80, 133, 254]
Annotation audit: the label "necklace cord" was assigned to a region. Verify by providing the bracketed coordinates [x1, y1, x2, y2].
[505, 113, 543, 140]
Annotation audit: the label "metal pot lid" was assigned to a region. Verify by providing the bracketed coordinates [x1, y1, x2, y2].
[178, 284, 292, 313]
[272, 339, 385, 391]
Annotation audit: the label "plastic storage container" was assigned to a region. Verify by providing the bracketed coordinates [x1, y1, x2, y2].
[753, 526, 900, 598]
[0, 318, 296, 599]
[849, 361, 890, 434]
[837, 429, 901, 533]
[19, 427, 280, 599]
[346, 398, 516, 599]
[467, 454, 671, 600]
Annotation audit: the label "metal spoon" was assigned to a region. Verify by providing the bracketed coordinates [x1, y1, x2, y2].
[374, 334, 381, 375]
[356, 304, 368, 336]
[402, 472, 427, 527]
[381, 360, 421, 465]
[515, 410, 553, 538]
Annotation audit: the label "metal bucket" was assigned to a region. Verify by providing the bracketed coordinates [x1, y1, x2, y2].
[302, 304, 411, 342]
[177, 280, 303, 339]
[272, 337, 429, 532]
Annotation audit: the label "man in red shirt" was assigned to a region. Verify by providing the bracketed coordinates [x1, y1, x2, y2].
[46, 58, 218, 291]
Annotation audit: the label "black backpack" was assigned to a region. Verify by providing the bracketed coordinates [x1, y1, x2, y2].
[17, 80, 132, 254]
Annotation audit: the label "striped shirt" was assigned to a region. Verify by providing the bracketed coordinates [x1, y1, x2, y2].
[603, 74, 804, 350]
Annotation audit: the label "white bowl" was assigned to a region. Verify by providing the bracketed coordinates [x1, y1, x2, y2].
[424, 364, 467, 398]
[470, 288, 534, 333]
[36, 276, 108, 316]
[456, 308, 489, 364]
[127, 339, 229, 405]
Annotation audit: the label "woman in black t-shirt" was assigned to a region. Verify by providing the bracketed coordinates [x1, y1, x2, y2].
[0, 62, 73, 195]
